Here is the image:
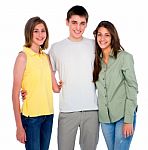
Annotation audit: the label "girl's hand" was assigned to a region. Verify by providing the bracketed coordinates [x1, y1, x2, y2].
[16, 126, 26, 144]
[123, 123, 134, 138]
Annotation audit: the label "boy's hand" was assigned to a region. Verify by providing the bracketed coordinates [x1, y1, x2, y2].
[21, 90, 27, 100]
[58, 80, 63, 90]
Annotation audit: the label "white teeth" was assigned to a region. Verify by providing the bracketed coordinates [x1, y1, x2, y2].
[74, 30, 81, 34]
[101, 43, 106, 45]
[100, 41, 106, 44]
[37, 38, 44, 41]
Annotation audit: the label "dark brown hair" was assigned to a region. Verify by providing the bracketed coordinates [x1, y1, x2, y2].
[93, 21, 124, 82]
[67, 5, 89, 23]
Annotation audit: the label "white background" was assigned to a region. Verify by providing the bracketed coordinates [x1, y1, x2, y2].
[0, 0, 147, 149]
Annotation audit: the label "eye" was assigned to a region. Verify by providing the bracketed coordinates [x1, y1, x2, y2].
[106, 34, 110, 37]
[97, 33, 101, 37]
[33, 30, 39, 33]
[41, 30, 46, 33]
[80, 22, 86, 26]
[71, 21, 77, 25]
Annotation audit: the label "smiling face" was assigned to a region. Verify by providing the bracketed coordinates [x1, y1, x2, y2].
[66, 15, 87, 41]
[97, 27, 111, 52]
[31, 23, 47, 48]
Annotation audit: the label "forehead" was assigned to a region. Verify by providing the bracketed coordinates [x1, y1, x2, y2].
[69, 15, 87, 23]
[34, 23, 45, 29]
[98, 27, 110, 33]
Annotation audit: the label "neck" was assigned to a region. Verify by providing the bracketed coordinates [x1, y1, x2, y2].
[30, 45, 40, 53]
[102, 48, 111, 64]
[68, 36, 83, 42]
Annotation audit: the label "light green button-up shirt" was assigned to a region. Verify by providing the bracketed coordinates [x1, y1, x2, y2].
[96, 51, 138, 123]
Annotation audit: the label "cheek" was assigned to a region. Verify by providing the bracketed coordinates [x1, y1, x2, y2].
[97, 38, 100, 44]
[81, 25, 86, 31]
[108, 38, 112, 44]
[44, 33, 47, 38]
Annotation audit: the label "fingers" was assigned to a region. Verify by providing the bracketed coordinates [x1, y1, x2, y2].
[59, 80, 63, 85]
[21, 90, 27, 94]
[18, 137, 26, 144]
[24, 132, 27, 143]
[58, 80, 63, 89]
[123, 129, 133, 138]
[16, 128, 26, 144]
[20, 90, 27, 100]
[21, 95, 26, 101]
[123, 123, 134, 138]
[17, 134, 26, 144]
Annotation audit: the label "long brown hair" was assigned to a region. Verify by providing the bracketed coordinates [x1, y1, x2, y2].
[93, 21, 124, 82]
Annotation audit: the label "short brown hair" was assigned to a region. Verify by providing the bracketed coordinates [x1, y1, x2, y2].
[67, 5, 89, 23]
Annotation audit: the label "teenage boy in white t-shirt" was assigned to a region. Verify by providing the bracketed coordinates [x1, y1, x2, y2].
[49, 5, 99, 150]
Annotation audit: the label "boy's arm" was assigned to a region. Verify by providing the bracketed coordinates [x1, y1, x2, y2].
[47, 54, 62, 93]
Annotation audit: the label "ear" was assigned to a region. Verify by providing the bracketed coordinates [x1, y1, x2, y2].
[66, 19, 69, 26]
[85, 23, 87, 28]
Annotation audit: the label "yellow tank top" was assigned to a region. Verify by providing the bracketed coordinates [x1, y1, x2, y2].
[21, 47, 53, 117]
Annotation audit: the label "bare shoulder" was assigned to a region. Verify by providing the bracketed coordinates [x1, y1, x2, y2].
[16, 51, 27, 62]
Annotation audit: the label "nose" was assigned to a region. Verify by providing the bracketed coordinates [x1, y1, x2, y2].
[100, 35, 106, 40]
[38, 32, 42, 36]
[38, 31, 45, 37]
[76, 24, 80, 30]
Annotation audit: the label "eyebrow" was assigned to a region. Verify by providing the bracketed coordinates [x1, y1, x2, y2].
[97, 32, 110, 34]
[33, 28, 45, 30]
[71, 20, 86, 24]
[71, 20, 77, 23]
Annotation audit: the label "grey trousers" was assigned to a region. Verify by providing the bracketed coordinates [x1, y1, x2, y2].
[58, 110, 99, 150]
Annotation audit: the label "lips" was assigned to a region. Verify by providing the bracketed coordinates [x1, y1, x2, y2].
[73, 31, 81, 35]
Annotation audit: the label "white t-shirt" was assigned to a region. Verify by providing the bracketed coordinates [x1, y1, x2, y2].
[49, 38, 98, 112]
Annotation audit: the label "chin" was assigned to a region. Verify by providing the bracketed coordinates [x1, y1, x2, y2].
[38, 42, 44, 45]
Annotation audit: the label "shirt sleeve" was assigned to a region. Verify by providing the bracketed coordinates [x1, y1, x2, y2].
[48, 45, 56, 72]
[122, 53, 138, 123]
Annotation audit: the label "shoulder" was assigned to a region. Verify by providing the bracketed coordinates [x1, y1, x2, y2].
[13, 51, 27, 70]
[51, 39, 67, 48]
[82, 38, 95, 49]
[49, 39, 67, 54]
[118, 51, 135, 67]
[16, 51, 26, 62]
[118, 51, 133, 59]
[83, 37, 95, 43]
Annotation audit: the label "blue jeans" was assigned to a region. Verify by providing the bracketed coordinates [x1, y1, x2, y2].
[21, 114, 54, 150]
[101, 113, 136, 150]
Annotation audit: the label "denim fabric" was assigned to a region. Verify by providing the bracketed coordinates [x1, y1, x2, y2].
[101, 113, 136, 150]
[21, 114, 53, 150]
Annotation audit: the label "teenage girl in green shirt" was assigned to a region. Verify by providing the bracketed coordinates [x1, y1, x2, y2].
[93, 21, 138, 150]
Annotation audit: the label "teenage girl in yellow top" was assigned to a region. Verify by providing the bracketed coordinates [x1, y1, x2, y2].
[12, 16, 61, 150]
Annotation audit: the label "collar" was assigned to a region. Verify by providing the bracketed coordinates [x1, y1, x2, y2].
[100, 49, 114, 58]
[23, 47, 43, 56]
